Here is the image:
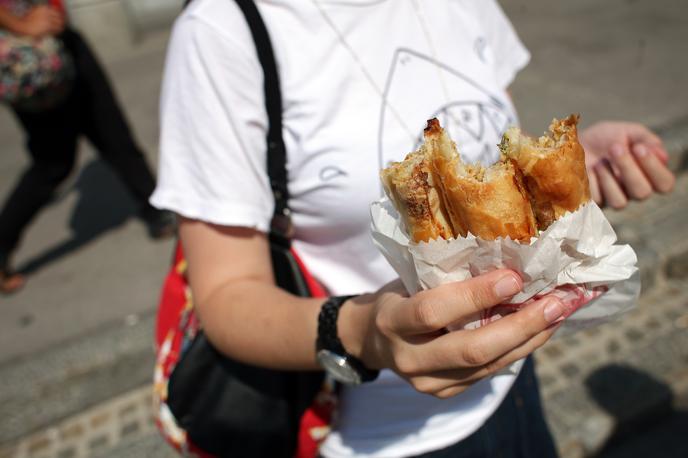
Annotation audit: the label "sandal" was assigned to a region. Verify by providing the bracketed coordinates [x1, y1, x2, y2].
[0, 269, 25, 295]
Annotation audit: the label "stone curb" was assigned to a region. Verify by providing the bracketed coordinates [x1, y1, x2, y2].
[0, 313, 156, 445]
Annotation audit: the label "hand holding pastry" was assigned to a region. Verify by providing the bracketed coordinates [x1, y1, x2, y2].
[359, 272, 563, 398]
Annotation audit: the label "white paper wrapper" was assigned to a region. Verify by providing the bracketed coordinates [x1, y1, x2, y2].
[370, 198, 640, 337]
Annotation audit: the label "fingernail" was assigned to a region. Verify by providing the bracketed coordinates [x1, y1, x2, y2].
[633, 144, 648, 158]
[610, 144, 625, 158]
[544, 299, 566, 323]
[494, 274, 521, 298]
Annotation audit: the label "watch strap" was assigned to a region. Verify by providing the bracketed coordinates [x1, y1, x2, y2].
[317, 295, 379, 383]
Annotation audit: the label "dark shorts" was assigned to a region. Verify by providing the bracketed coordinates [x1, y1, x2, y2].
[412, 356, 558, 458]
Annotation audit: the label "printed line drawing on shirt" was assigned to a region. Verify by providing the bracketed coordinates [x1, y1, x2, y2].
[319, 165, 348, 182]
[474, 36, 488, 63]
[377, 47, 516, 186]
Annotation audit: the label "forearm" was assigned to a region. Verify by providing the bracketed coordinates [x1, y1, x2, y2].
[0, 7, 21, 33]
[199, 279, 376, 371]
[198, 279, 325, 370]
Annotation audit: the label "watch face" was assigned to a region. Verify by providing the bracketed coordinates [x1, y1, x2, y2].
[316, 350, 362, 385]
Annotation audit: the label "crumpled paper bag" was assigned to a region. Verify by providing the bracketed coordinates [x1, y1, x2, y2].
[370, 198, 640, 336]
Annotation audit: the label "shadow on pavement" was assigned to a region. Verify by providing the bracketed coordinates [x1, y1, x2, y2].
[586, 364, 688, 458]
[18, 159, 138, 275]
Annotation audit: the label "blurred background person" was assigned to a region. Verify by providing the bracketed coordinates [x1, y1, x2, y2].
[0, 0, 176, 294]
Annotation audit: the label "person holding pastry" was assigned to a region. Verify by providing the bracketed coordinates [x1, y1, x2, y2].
[151, 0, 674, 456]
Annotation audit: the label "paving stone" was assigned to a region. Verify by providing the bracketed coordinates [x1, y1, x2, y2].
[89, 412, 111, 429]
[674, 314, 688, 330]
[624, 327, 644, 342]
[643, 317, 661, 330]
[538, 373, 557, 386]
[561, 363, 582, 378]
[559, 441, 586, 458]
[27, 434, 52, 454]
[583, 327, 601, 338]
[56, 446, 77, 458]
[544, 344, 564, 359]
[118, 402, 139, 419]
[666, 308, 683, 321]
[120, 421, 140, 438]
[666, 246, 688, 279]
[0, 447, 17, 458]
[633, 244, 660, 292]
[59, 423, 84, 441]
[605, 339, 622, 355]
[88, 434, 109, 451]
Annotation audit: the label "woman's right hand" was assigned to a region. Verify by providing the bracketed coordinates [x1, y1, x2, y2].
[11, 6, 65, 38]
[350, 270, 565, 398]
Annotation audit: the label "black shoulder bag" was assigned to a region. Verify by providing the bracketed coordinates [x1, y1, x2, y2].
[167, 1, 325, 456]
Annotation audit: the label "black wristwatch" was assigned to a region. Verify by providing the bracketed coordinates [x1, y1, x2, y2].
[316, 295, 380, 385]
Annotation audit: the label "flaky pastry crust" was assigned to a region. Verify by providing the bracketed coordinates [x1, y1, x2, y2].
[380, 148, 454, 242]
[500, 114, 590, 230]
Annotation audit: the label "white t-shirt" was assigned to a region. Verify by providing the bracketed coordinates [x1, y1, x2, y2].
[151, 1, 530, 456]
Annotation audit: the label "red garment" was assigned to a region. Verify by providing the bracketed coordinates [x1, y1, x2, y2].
[154, 240, 334, 458]
[48, 0, 64, 13]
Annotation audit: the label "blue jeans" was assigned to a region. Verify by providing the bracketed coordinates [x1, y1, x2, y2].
[412, 357, 558, 458]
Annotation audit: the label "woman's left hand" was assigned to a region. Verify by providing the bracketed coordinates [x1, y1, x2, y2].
[580, 121, 675, 209]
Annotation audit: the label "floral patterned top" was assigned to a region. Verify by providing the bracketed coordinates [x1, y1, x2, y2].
[0, 0, 73, 111]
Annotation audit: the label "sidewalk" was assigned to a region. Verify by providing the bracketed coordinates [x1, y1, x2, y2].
[0, 0, 687, 457]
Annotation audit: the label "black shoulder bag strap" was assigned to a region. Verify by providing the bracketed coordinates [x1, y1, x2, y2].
[234, 0, 291, 239]
[234, 0, 311, 296]
[185, 0, 293, 242]
[167, 2, 324, 457]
